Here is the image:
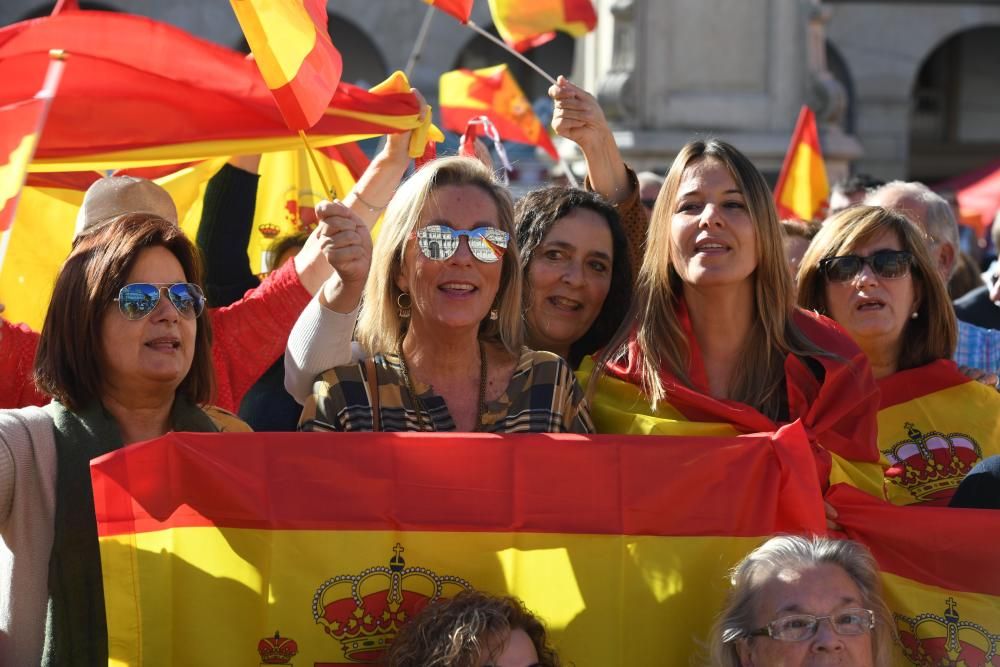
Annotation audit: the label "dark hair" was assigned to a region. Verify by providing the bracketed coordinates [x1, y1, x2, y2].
[780, 219, 821, 242]
[265, 230, 311, 273]
[34, 213, 214, 410]
[834, 173, 884, 196]
[515, 186, 632, 367]
[382, 590, 561, 667]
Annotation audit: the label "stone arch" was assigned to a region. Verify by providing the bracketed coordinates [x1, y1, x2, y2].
[908, 25, 1000, 182]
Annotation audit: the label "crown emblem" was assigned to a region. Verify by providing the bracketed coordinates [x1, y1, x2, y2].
[882, 422, 982, 504]
[258, 223, 281, 239]
[312, 544, 472, 663]
[895, 597, 1000, 665]
[257, 630, 298, 665]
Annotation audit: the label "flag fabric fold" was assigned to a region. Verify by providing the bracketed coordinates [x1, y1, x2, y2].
[230, 0, 343, 130]
[0, 12, 436, 170]
[440, 64, 558, 159]
[423, 0, 474, 23]
[487, 0, 597, 52]
[773, 105, 830, 222]
[829, 484, 1000, 666]
[93, 431, 826, 665]
[0, 98, 47, 233]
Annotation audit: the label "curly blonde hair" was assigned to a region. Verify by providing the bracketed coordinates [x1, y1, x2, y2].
[382, 591, 561, 667]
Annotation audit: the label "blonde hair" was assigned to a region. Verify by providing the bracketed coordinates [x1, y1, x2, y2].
[591, 139, 822, 420]
[708, 535, 896, 667]
[355, 156, 522, 356]
[796, 205, 956, 371]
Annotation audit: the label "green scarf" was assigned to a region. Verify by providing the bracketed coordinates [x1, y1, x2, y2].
[41, 397, 217, 667]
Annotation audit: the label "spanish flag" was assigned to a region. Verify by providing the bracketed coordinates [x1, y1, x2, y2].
[829, 484, 1000, 666]
[875, 360, 1000, 507]
[578, 307, 881, 483]
[487, 0, 597, 52]
[440, 64, 559, 160]
[0, 98, 46, 233]
[0, 12, 435, 171]
[423, 0, 474, 23]
[93, 431, 826, 665]
[230, 0, 343, 131]
[773, 105, 830, 222]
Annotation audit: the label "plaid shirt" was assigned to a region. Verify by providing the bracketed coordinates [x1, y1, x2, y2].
[954, 319, 1000, 373]
[300, 347, 594, 434]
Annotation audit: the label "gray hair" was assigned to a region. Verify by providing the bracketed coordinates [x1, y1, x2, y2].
[866, 181, 959, 276]
[708, 535, 896, 667]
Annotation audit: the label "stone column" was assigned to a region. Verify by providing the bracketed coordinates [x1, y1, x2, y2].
[579, 0, 861, 178]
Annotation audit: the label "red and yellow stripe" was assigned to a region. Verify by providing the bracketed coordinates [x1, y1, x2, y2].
[487, 0, 597, 52]
[0, 98, 45, 231]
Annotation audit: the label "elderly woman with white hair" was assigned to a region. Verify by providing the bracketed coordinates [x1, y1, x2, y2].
[709, 535, 896, 667]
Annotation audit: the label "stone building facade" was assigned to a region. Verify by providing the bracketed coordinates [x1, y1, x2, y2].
[2, 0, 999, 183]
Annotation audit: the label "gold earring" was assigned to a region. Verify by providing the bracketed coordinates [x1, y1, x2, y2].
[397, 292, 412, 319]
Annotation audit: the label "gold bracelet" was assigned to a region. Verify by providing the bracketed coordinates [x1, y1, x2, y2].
[351, 190, 390, 213]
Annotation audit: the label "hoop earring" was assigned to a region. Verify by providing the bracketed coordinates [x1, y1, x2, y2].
[397, 292, 412, 319]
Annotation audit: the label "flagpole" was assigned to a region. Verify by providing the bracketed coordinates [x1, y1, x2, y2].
[465, 21, 557, 86]
[404, 4, 435, 78]
[297, 131, 335, 200]
[0, 49, 66, 273]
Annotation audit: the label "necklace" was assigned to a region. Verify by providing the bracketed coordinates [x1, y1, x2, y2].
[398, 340, 488, 432]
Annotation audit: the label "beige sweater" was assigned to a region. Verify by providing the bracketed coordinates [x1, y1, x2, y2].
[0, 406, 57, 666]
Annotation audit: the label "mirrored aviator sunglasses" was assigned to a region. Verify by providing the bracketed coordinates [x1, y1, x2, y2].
[414, 225, 510, 263]
[820, 250, 913, 283]
[115, 282, 206, 321]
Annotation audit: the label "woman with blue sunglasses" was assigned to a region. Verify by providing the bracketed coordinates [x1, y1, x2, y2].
[293, 156, 592, 433]
[0, 213, 249, 666]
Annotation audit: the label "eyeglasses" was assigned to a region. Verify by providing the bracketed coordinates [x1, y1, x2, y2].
[820, 250, 913, 283]
[745, 608, 875, 642]
[414, 225, 510, 263]
[114, 282, 206, 321]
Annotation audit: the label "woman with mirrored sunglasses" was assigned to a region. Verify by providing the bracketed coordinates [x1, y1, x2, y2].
[294, 157, 593, 433]
[797, 206, 1000, 508]
[0, 213, 250, 666]
[709, 535, 895, 667]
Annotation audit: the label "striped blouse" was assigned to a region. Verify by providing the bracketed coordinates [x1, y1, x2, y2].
[299, 347, 594, 433]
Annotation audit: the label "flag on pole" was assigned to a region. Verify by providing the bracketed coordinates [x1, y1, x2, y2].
[0, 12, 435, 171]
[487, 0, 597, 52]
[93, 431, 826, 665]
[422, 0, 474, 23]
[440, 64, 558, 159]
[230, 0, 343, 130]
[829, 484, 1000, 666]
[0, 53, 63, 233]
[773, 105, 830, 222]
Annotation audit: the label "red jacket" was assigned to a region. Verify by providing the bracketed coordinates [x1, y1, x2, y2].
[0, 259, 311, 412]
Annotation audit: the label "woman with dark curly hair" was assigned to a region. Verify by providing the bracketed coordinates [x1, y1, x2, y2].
[515, 186, 632, 370]
[383, 590, 561, 667]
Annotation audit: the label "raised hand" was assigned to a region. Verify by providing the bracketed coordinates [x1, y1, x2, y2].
[314, 200, 373, 312]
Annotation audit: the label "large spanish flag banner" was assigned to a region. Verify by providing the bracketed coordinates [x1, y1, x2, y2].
[874, 360, 1000, 507]
[773, 105, 830, 222]
[829, 484, 1000, 666]
[488, 0, 597, 52]
[93, 431, 826, 665]
[230, 0, 343, 131]
[440, 64, 559, 160]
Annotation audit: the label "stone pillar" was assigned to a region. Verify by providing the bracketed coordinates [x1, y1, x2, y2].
[579, 0, 861, 178]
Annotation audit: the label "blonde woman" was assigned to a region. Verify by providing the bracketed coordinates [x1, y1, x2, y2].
[296, 157, 592, 433]
[582, 139, 877, 467]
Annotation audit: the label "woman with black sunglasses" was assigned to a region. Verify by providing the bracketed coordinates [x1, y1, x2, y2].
[0, 213, 248, 666]
[797, 205, 1000, 508]
[294, 156, 592, 433]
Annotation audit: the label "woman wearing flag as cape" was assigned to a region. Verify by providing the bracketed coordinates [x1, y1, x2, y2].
[797, 205, 1000, 508]
[550, 78, 880, 481]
